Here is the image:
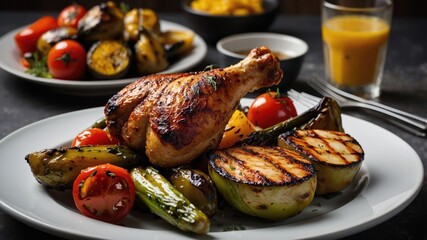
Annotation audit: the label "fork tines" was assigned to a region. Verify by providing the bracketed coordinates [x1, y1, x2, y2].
[307, 75, 427, 136]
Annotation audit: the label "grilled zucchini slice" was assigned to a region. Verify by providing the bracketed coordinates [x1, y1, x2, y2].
[208, 145, 316, 220]
[77, 1, 124, 43]
[159, 30, 195, 59]
[87, 40, 131, 79]
[278, 129, 364, 195]
[37, 27, 77, 56]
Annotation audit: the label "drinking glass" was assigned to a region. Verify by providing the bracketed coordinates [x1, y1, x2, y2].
[322, 0, 393, 99]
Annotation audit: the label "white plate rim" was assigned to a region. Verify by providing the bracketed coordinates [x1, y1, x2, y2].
[0, 99, 423, 239]
[0, 20, 207, 94]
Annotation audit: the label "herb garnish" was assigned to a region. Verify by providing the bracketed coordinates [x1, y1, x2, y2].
[25, 52, 52, 78]
[203, 64, 218, 71]
[205, 75, 217, 90]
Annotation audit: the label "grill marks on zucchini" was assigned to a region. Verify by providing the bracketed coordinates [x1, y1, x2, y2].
[282, 129, 364, 166]
[210, 146, 315, 186]
[87, 40, 131, 79]
[208, 145, 317, 220]
[278, 129, 364, 195]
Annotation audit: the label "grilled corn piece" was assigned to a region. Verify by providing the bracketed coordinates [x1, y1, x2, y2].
[208, 145, 316, 220]
[25, 145, 142, 189]
[278, 129, 364, 195]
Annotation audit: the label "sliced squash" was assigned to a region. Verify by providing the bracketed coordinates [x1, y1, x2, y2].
[123, 8, 161, 42]
[160, 30, 195, 59]
[77, 1, 124, 43]
[278, 129, 364, 195]
[134, 29, 168, 75]
[87, 40, 131, 79]
[37, 27, 77, 56]
[209, 145, 316, 220]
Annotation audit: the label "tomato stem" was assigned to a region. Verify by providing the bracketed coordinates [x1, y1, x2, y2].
[56, 52, 76, 66]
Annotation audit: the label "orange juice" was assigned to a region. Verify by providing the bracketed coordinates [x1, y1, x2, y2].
[322, 15, 390, 86]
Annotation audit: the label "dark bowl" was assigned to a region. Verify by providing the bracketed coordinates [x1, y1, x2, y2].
[216, 33, 308, 90]
[181, 0, 279, 42]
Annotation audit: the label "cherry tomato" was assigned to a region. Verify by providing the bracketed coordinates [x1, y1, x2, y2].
[47, 40, 86, 80]
[72, 164, 135, 224]
[71, 128, 120, 147]
[57, 4, 87, 29]
[247, 91, 298, 129]
[14, 16, 58, 54]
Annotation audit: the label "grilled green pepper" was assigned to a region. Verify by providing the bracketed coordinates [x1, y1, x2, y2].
[25, 145, 143, 190]
[236, 96, 344, 146]
[131, 166, 210, 234]
[169, 168, 217, 217]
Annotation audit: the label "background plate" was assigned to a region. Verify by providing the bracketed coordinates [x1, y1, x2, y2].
[0, 20, 207, 96]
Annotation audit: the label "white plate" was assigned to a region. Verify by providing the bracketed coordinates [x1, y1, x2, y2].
[0, 99, 423, 239]
[0, 20, 207, 96]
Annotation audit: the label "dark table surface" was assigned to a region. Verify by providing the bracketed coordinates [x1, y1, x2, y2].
[0, 11, 426, 240]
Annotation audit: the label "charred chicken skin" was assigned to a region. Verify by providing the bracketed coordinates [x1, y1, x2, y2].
[105, 46, 283, 167]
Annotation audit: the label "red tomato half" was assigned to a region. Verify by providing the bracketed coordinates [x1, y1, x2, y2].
[72, 164, 135, 224]
[71, 128, 120, 147]
[247, 91, 298, 129]
[47, 40, 86, 80]
[14, 16, 58, 54]
[57, 4, 87, 29]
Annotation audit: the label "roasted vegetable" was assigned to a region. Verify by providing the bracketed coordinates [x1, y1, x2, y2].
[218, 109, 256, 149]
[87, 40, 131, 79]
[159, 30, 195, 59]
[131, 166, 210, 234]
[208, 145, 316, 220]
[14, 15, 58, 55]
[77, 1, 124, 43]
[123, 8, 161, 42]
[37, 27, 77, 56]
[25, 145, 143, 189]
[134, 28, 168, 75]
[169, 168, 217, 217]
[236, 97, 344, 146]
[278, 129, 364, 195]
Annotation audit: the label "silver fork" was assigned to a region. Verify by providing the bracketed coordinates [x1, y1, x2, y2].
[310, 75, 427, 125]
[288, 87, 427, 137]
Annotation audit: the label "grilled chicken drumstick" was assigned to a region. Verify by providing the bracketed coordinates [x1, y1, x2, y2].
[105, 46, 283, 167]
